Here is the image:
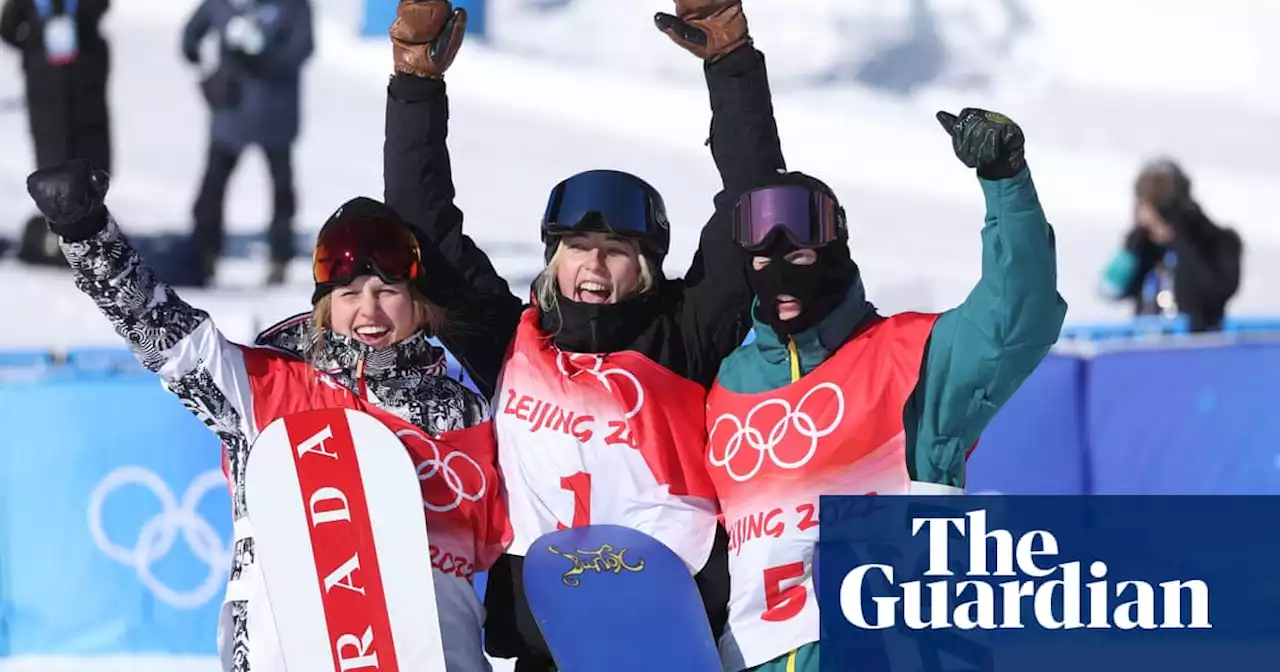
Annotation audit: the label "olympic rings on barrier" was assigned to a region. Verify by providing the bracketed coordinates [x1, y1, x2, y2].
[86, 466, 231, 609]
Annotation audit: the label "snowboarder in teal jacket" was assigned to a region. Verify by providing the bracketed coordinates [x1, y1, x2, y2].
[703, 108, 1068, 672]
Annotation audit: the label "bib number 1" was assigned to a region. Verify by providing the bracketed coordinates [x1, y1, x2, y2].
[556, 471, 592, 529]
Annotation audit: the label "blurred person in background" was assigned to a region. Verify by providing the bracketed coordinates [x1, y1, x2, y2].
[381, 0, 785, 668]
[27, 158, 509, 672]
[1, 0, 111, 267]
[181, 0, 313, 286]
[1100, 158, 1243, 332]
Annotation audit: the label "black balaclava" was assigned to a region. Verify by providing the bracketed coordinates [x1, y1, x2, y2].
[746, 172, 860, 337]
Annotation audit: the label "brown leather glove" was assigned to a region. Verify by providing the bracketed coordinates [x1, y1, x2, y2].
[390, 0, 467, 79]
[654, 0, 750, 63]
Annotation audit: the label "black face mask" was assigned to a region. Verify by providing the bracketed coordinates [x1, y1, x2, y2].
[748, 241, 858, 336]
[539, 290, 663, 353]
[537, 257, 668, 353]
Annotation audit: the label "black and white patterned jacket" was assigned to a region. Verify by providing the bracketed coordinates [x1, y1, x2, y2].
[61, 217, 494, 672]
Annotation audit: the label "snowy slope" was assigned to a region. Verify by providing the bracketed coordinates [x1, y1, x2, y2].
[488, 0, 1280, 113]
[3, 0, 1280, 351]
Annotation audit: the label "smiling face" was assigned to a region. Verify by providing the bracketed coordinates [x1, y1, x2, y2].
[750, 247, 818, 321]
[553, 232, 644, 304]
[326, 275, 420, 349]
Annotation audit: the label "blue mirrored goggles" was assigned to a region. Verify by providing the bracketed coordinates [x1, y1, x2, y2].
[541, 170, 665, 242]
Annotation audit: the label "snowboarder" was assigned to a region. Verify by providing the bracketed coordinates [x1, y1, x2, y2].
[702, 109, 1067, 671]
[380, 0, 782, 668]
[26, 158, 510, 672]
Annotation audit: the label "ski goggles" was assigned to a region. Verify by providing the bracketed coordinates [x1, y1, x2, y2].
[312, 216, 422, 286]
[732, 185, 844, 252]
[541, 170, 664, 241]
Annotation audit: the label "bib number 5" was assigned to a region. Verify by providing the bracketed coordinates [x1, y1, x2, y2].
[762, 561, 807, 622]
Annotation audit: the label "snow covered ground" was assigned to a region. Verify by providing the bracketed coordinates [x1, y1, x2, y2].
[2, 0, 1279, 350]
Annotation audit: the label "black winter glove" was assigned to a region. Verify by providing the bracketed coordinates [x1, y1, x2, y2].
[26, 159, 111, 242]
[936, 108, 1026, 180]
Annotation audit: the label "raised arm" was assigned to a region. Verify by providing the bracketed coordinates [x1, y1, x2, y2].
[906, 110, 1068, 486]
[655, 1, 786, 387]
[27, 161, 258, 461]
[383, 0, 523, 396]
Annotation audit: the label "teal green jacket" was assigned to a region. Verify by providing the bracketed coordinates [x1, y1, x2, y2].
[716, 169, 1067, 487]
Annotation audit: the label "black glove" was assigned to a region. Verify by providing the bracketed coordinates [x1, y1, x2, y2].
[26, 159, 111, 242]
[936, 108, 1026, 180]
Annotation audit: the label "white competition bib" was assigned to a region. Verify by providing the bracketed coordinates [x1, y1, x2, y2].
[43, 15, 78, 65]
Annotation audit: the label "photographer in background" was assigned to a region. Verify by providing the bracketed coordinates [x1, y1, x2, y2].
[1100, 159, 1243, 333]
[182, 0, 313, 286]
[1, 0, 111, 267]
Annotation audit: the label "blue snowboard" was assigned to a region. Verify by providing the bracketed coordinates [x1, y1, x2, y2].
[523, 525, 722, 672]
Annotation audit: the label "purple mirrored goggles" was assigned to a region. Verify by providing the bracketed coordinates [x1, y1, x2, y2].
[732, 185, 844, 252]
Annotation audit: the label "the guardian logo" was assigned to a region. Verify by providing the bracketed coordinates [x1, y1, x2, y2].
[840, 509, 1211, 631]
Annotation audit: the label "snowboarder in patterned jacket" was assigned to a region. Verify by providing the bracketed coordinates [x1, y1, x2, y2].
[380, 1, 782, 667]
[702, 109, 1067, 672]
[26, 159, 511, 672]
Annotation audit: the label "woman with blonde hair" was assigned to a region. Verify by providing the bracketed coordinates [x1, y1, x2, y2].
[383, 0, 784, 668]
[26, 161, 509, 672]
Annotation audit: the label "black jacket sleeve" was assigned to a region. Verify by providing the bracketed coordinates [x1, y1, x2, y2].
[383, 74, 524, 397]
[676, 45, 786, 388]
[0, 0, 27, 49]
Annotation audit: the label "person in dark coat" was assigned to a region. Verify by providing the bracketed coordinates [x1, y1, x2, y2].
[1100, 158, 1243, 332]
[0, 0, 111, 173]
[181, 0, 313, 285]
[2, 0, 111, 262]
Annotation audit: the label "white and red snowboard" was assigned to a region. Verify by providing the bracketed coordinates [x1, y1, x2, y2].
[245, 408, 446, 671]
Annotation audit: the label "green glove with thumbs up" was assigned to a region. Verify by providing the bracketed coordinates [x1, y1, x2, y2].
[936, 108, 1027, 180]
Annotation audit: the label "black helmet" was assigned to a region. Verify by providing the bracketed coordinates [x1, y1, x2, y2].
[540, 169, 670, 264]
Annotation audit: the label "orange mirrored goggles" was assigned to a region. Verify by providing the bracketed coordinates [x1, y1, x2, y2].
[312, 216, 422, 286]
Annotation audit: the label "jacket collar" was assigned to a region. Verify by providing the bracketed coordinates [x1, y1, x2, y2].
[255, 312, 447, 378]
[748, 277, 876, 371]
